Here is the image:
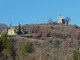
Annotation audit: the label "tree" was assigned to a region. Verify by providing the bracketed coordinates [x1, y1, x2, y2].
[21, 27, 25, 33]
[17, 23, 21, 34]
[0, 38, 3, 52]
[9, 23, 12, 27]
[28, 24, 36, 37]
[1, 32, 7, 49]
[0, 23, 7, 27]
[71, 52, 80, 60]
[48, 18, 53, 24]
[0, 32, 17, 59]
[21, 40, 34, 53]
[6, 42, 17, 59]
[66, 17, 71, 23]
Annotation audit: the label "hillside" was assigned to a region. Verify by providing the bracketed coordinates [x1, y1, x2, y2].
[0, 23, 80, 60]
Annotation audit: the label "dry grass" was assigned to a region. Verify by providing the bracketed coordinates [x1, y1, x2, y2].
[1, 24, 80, 60]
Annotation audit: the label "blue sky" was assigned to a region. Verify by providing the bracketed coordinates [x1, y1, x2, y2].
[0, 0, 80, 26]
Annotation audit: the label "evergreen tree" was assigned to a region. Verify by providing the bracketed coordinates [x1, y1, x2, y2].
[17, 23, 21, 34]
[71, 52, 80, 60]
[6, 42, 17, 58]
[0, 38, 3, 52]
[0, 32, 17, 59]
[21, 40, 34, 53]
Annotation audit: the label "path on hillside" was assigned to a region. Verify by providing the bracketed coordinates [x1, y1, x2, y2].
[10, 35, 44, 43]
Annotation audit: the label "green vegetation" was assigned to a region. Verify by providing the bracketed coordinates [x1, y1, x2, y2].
[14, 29, 16, 33]
[17, 23, 21, 34]
[0, 32, 17, 58]
[59, 34, 63, 39]
[17, 23, 25, 34]
[47, 38, 52, 43]
[21, 40, 34, 53]
[40, 36, 47, 40]
[52, 40, 60, 48]
[21, 27, 25, 32]
[75, 36, 79, 39]
[14, 26, 17, 28]
[43, 56, 49, 60]
[6, 42, 17, 57]
[73, 41, 80, 48]
[0, 38, 3, 52]
[71, 52, 80, 60]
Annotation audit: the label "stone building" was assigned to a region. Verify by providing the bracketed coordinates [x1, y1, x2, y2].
[3, 26, 17, 35]
[8, 28, 17, 35]
[2, 26, 25, 35]
[58, 14, 68, 24]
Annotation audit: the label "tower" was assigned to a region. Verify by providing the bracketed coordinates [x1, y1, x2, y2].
[59, 13, 62, 23]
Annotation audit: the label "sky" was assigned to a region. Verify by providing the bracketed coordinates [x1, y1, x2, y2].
[0, 0, 80, 26]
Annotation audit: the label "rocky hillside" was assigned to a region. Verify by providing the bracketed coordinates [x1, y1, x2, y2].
[0, 23, 80, 60]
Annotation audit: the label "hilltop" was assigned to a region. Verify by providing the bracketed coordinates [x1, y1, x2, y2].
[0, 22, 80, 60]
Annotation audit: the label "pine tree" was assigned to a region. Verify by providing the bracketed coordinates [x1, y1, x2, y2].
[21, 40, 34, 53]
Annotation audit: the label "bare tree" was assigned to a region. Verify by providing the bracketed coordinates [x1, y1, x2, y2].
[9, 23, 12, 27]
[0, 23, 7, 27]
[28, 25, 36, 38]
[66, 17, 71, 23]
[48, 18, 53, 24]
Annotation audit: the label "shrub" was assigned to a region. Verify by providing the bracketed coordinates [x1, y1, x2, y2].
[75, 36, 79, 39]
[21, 27, 25, 32]
[32, 41, 39, 46]
[71, 52, 80, 60]
[62, 38, 66, 41]
[47, 39, 52, 43]
[73, 41, 80, 48]
[40, 36, 47, 40]
[52, 40, 60, 48]
[74, 24, 78, 28]
[21, 40, 34, 53]
[31, 31, 34, 34]
[32, 32, 42, 38]
[59, 34, 63, 39]
[43, 56, 48, 60]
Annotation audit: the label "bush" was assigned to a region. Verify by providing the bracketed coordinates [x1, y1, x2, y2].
[21, 27, 25, 32]
[71, 52, 80, 60]
[32, 32, 42, 38]
[40, 36, 47, 40]
[59, 34, 63, 39]
[43, 56, 49, 60]
[21, 40, 34, 53]
[47, 39, 52, 43]
[31, 31, 34, 34]
[74, 24, 78, 28]
[52, 40, 60, 48]
[32, 41, 39, 46]
[75, 36, 79, 39]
